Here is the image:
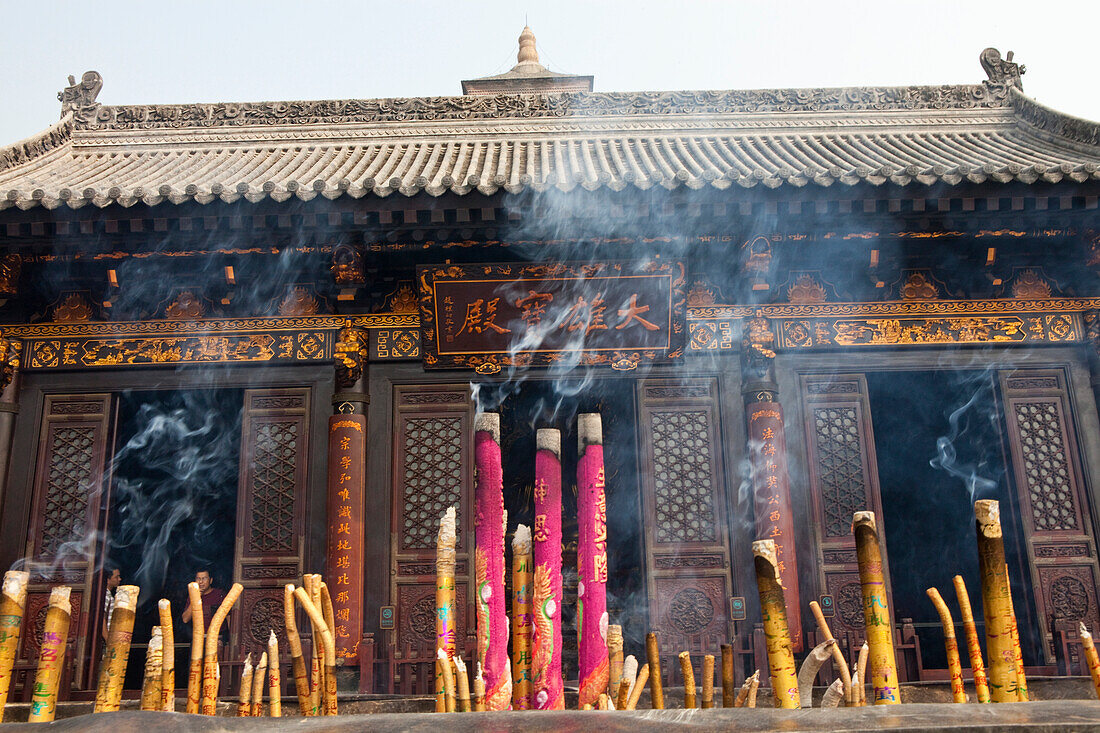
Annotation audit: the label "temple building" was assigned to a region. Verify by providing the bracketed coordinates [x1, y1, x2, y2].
[1, 28, 1100, 699]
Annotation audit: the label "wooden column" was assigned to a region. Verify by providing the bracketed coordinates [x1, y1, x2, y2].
[328, 324, 368, 663]
[741, 312, 802, 652]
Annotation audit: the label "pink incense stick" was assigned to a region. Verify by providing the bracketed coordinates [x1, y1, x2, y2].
[532, 428, 565, 709]
[576, 413, 609, 707]
[474, 412, 512, 710]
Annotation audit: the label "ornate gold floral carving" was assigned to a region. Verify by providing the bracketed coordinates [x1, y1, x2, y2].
[331, 244, 364, 286]
[278, 287, 320, 317]
[686, 281, 716, 307]
[387, 283, 419, 314]
[52, 293, 93, 323]
[165, 291, 205, 320]
[0, 254, 21, 297]
[787, 275, 827, 304]
[1012, 270, 1052, 299]
[900, 272, 938, 301]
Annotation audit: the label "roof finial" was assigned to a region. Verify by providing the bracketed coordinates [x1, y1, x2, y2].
[517, 25, 539, 66]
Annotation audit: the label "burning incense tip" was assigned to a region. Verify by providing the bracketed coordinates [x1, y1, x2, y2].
[975, 499, 1003, 538]
[512, 524, 532, 553]
[48, 585, 72, 614]
[752, 539, 781, 583]
[475, 412, 500, 442]
[536, 428, 561, 457]
[578, 413, 603, 449]
[114, 585, 139, 611]
[440, 506, 457, 543]
[2, 570, 29, 602]
[852, 510, 877, 532]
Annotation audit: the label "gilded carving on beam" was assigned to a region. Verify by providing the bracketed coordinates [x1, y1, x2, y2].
[277, 287, 320, 317]
[688, 321, 734, 351]
[1012, 270, 1052, 299]
[25, 332, 335, 369]
[786, 275, 827, 304]
[686, 280, 717, 307]
[0, 254, 21, 297]
[0, 337, 20, 391]
[385, 283, 419, 314]
[334, 322, 367, 387]
[371, 329, 421, 360]
[164, 291, 205, 320]
[52, 293, 94, 323]
[782, 314, 1079, 348]
[331, 244, 365, 286]
[899, 272, 939, 301]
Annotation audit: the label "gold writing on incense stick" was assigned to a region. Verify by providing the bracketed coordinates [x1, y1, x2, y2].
[593, 468, 608, 583]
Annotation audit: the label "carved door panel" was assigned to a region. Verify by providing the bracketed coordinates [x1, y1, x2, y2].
[390, 386, 473, 665]
[24, 394, 113, 688]
[999, 369, 1100, 661]
[638, 378, 732, 668]
[232, 389, 310, 657]
[800, 374, 894, 636]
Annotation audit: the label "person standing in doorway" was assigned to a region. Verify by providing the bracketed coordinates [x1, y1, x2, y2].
[182, 568, 227, 627]
[101, 565, 121, 640]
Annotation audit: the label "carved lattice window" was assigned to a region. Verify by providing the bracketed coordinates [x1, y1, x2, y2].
[248, 421, 299, 553]
[813, 407, 867, 537]
[651, 410, 716, 543]
[1013, 400, 1077, 532]
[401, 416, 463, 550]
[40, 426, 96, 557]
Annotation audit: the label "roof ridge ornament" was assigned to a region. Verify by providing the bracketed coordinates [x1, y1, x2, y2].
[980, 48, 1025, 91]
[517, 25, 540, 67]
[58, 71, 103, 123]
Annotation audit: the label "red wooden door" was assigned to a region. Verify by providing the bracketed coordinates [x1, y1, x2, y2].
[799, 374, 895, 639]
[24, 394, 114, 688]
[637, 378, 733, 677]
[231, 388, 310, 658]
[999, 369, 1100, 661]
[389, 385, 473, 691]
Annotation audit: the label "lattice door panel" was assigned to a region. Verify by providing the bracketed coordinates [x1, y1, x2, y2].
[233, 388, 310, 658]
[638, 379, 732, 667]
[800, 374, 893, 634]
[25, 394, 112, 688]
[999, 370, 1100, 661]
[390, 386, 473, 677]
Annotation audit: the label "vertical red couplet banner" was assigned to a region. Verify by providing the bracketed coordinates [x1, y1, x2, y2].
[325, 413, 366, 662]
[747, 402, 802, 653]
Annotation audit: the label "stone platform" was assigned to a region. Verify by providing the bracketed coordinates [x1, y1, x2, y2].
[1, 701, 1100, 731]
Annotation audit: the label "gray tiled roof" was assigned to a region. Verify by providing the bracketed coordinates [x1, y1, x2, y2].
[1, 83, 1098, 212]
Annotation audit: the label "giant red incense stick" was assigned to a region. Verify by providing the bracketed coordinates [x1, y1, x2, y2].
[474, 412, 512, 710]
[532, 427, 565, 710]
[577, 413, 609, 707]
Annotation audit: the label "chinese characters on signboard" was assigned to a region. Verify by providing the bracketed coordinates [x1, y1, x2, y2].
[418, 262, 685, 373]
[748, 402, 802, 652]
[326, 414, 366, 662]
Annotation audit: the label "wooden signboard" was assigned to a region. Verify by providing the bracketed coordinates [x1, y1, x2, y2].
[417, 261, 686, 373]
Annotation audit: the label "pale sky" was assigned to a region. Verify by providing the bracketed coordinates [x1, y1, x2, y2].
[1, 1, 1098, 145]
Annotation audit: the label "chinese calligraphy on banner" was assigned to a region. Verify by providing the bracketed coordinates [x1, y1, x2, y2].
[417, 262, 686, 372]
[748, 402, 802, 653]
[326, 414, 366, 662]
